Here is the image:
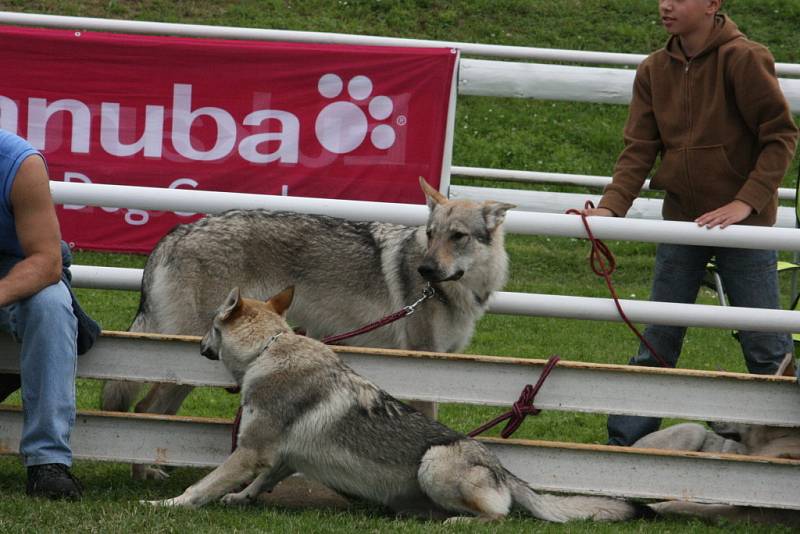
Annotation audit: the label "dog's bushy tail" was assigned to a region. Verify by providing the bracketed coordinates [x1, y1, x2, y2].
[508, 475, 652, 522]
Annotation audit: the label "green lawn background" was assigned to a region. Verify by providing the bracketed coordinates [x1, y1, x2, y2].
[0, 1, 798, 532]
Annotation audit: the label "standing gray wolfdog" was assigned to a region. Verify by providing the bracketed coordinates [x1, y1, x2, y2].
[145, 287, 647, 523]
[103, 178, 515, 479]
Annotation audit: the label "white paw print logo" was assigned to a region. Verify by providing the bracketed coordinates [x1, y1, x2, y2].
[315, 74, 398, 154]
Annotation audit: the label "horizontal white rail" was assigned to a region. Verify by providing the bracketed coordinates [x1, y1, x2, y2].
[1, 11, 798, 76]
[69, 265, 144, 290]
[450, 185, 799, 228]
[51, 181, 425, 227]
[0, 407, 796, 508]
[488, 292, 800, 333]
[459, 59, 800, 111]
[65, 267, 800, 334]
[51, 182, 800, 251]
[459, 60, 631, 104]
[453, 166, 620, 188]
[1, 332, 798, 425]
[451, 166, 797, 201]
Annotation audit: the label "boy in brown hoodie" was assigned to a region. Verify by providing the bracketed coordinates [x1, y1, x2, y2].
[581, 0, 799, 445]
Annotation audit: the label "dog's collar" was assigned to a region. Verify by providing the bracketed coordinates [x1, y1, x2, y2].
[259, 331, 286, 354]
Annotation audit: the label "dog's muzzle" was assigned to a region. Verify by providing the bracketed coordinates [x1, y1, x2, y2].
[200, 344, 219, 361]
[418, 263, 464, 283]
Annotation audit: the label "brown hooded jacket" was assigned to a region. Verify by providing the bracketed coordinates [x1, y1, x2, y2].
[599, 15, 798, 226]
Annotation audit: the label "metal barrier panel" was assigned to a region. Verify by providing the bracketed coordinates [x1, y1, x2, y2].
[1, 332, 798, 426]
[1, 407, 798, 509]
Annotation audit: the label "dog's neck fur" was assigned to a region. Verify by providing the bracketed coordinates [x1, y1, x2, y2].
[228, 321, 293, 385]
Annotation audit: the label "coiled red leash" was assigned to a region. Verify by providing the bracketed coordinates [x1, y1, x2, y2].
[467, 355, 560, 438]
[565, 201, 670, 369]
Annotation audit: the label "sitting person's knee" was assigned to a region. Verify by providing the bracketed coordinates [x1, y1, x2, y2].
[19, 282, 73, 321]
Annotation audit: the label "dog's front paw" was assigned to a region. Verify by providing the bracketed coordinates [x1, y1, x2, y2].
[133, 464, 171, 481]
[443, 516, 476, 525]
[221, 491, 255, 506]
[140, 497, 192, 508]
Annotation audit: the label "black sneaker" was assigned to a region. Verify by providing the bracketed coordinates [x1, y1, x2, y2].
[26, 463, 83, 500]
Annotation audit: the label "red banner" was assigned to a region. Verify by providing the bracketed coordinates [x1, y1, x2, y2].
[0, 26, 456, 252]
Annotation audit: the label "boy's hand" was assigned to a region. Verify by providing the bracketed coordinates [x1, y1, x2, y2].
[695, 200, 753, 229]
[580, 207, 615, 217]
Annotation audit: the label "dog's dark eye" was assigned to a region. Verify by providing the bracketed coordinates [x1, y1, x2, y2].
[451, 232, 468, 242]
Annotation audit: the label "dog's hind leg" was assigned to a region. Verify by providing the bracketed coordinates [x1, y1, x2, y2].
[633, 423, 747, 455]
[418, 446, 511, 522]
[421, 463, 511, 522]
[632, 423, 709, 451]
[129, 383, 195, 480]
[421, 441, 639, 523]
[144, 446, 267, 509]
[100, 380, 143, 413]
[100, 311, 152, 413]
[221, 461, 295, 506]
[135, 382, 195, 415]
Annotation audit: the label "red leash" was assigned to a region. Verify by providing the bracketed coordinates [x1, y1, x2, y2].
[565, 201, 670, 369]
[321, 284, 435, 345]
[467, 355, 560, 438]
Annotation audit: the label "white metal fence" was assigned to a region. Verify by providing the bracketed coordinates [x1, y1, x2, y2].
[1, 332, 798, 508]
[1, 11, 799, 512]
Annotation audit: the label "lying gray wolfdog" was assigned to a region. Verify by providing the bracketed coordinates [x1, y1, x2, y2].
[144, 287, 649, 523]
[103, 178, 515, 479]
[634, 354, 800, 526]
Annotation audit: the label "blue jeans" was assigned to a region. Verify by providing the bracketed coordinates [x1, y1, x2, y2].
[607, 243, 794, 446]
[0, 254, 78, 466]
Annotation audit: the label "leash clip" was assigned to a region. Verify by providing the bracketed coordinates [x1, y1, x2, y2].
[404, 283, 436, 316]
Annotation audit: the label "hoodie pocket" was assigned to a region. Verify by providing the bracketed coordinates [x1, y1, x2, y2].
[687, 145, 747, 213]
[650, 149, 685, 195]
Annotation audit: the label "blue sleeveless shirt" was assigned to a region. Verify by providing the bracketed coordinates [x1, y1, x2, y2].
[0, 129, 40, 257]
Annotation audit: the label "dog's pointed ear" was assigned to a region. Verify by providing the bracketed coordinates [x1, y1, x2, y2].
[419, 176, 447, 209]
[220, 287, 242, 321]
[482, 201, 516, 232]
[267, 286, 294, 316]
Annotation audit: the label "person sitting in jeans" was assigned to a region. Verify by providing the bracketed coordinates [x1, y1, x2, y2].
[0, 129, 99, 499]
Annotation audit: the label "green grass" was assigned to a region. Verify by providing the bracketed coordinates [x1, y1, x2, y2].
[0, 0, 799, 531]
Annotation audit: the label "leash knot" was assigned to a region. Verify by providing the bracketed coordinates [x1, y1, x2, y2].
[502, 384, 542, 438]
[468, 355, 560, 439]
